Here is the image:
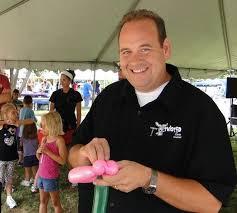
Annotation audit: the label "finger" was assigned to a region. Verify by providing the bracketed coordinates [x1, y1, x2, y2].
[103, 144, 110, 161]
[94, 143, 105, 160]
[117, 160, 128, 169]
[100, 138, 110, 160]
[102, 173, 124, 186]
[86, 137, 110, 163]
[92, 138, 110, 161]
[93, 178, 110, 186]
[114, 184, 131, 193]
[85, 145, 97, 163]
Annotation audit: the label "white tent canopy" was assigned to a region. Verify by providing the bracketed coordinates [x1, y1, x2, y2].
[0, 0, 237, 78]
[75, 69, 118, 81]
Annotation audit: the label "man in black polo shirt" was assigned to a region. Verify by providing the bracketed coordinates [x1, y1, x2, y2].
[69, 9, 237, 212]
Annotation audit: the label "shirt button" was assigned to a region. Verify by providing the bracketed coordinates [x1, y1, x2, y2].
[137, 110, 141, 116]
[109, 202, 115, 207]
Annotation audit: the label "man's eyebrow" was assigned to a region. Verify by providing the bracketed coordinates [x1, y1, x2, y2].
[140, 44, 152, 48]
[120, 44, 152, 52]
[120, 48, 130, 52]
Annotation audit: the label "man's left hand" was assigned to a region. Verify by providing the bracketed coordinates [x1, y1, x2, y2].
[94, 160, 152, 193]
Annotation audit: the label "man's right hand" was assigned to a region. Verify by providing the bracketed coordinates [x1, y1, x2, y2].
[79, 138, 110, 164]
[68, 138, 110, 168]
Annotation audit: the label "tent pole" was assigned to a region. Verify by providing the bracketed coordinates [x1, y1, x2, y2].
[12, 69, 19, 90]
[91, 63, 97, 103]
[0, 0, 30, 17]
[218, 0, 232, 70]
[19, 69, 32, 94]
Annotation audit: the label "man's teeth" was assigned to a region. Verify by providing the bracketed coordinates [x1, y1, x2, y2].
[132, 68, 146, 73]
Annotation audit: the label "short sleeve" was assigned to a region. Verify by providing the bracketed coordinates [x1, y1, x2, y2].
[75, 91, 83, 103]
[49, 91, 56, 103]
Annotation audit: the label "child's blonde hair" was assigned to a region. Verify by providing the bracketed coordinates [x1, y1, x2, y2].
[41, 111, 64, 137]
[1, 103, 17, 120]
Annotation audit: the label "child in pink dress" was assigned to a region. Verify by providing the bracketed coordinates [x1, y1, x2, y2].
[36, 111, 67, 213]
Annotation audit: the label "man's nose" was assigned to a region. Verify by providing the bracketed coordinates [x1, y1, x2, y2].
[129, 52, 144, 63]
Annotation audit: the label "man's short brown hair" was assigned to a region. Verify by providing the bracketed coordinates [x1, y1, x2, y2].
[118, 9, 167, 46]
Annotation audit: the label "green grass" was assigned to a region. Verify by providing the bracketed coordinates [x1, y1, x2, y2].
[1, 166, 78, 213]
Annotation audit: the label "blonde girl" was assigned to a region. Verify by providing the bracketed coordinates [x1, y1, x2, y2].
[36, 111, 67, 213]
[0, 103, 33, 209]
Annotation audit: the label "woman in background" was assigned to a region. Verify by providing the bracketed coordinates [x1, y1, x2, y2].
[49, 69, 82, 145]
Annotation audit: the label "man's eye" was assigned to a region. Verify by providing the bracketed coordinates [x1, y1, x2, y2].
[141, 48, 150, 53]
[121, 51, 130, 56]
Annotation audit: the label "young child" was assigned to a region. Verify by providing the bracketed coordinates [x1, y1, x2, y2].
[19, 95, 37, 137]
[36, 111, 67, 213]
[19, 95, 37, 168]
[30, 127, 44, 193]
[0, 103, 33, 209]
[20, 123, 39, 189]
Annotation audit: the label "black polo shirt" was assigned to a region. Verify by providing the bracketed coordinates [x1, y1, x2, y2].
[72, 64, 237, 213]
[50, 88, 82, 132]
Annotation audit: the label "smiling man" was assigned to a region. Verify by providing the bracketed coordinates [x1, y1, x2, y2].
[69, 9, 237, 212]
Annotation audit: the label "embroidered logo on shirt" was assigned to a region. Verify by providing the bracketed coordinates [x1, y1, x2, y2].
[150, 122, 182, 139]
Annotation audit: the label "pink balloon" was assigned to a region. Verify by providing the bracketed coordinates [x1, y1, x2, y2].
[93, 160, 107, 175]
[105, 160, 119, 175]
[68, 160, 119, 184]
[68, 166, 97, 183]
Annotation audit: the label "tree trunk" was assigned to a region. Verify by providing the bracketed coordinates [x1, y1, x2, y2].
[19, 70, 32, 94]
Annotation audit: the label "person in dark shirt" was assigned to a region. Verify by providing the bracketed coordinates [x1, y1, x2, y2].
[68, 9, 237, 212]
[49, 69, 83, 145]
[11, 89, 23, 111]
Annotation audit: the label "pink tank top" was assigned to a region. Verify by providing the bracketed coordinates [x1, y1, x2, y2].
[38, 140, 60, 179]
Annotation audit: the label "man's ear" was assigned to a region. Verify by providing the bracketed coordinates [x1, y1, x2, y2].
[162, 38, 171, 60]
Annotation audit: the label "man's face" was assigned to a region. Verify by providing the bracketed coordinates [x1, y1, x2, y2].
[119, 18, 171, 92]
